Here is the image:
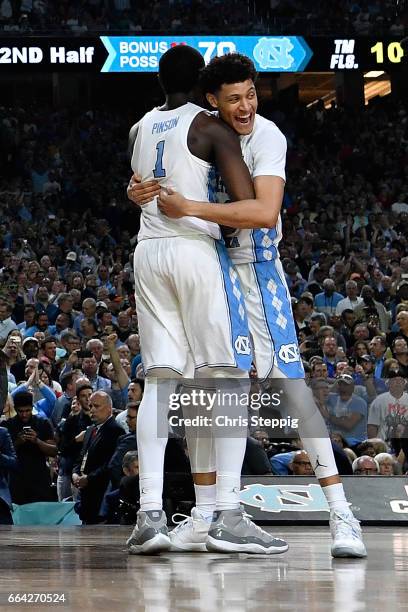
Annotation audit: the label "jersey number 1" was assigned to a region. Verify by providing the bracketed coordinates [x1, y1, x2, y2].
[153, 140, 166, 178]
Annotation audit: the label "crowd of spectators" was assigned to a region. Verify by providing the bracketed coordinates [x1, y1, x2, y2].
[0, 89, 407, 524]
[0, 0, 406, 36]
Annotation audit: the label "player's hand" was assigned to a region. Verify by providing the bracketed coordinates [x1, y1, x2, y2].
[157, 189, 190, 218]
[127, 174, 160, 206]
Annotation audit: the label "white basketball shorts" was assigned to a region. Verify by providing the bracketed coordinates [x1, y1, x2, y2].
[133, 235, 252, 377]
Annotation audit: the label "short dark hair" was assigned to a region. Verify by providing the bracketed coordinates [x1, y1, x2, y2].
[41, 335, 57, 348]
[130, 378, 145, 392]
[60, 371, 75, 392]
[13, 390, 33, 410]
[200, 53, 257, 94]
[159, 45, 204, 95]
[76, 383, 93, 397]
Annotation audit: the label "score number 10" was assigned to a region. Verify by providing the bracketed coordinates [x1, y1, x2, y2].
[370, 41, 404, 64]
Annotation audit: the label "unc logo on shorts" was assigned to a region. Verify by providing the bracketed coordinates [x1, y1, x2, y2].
[234, 335, 251, 355]
[278, 343, 300, 364]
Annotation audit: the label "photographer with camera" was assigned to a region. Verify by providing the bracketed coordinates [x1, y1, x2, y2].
[5, 390, 56, 504]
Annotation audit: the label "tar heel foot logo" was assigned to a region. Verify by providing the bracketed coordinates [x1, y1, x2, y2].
[330, 39, 358, 69]
[240, 484, 329, 513]
[390, 485, 408, 513]
[278, 343, 300, 364]
[234, 335, 251, 355]
[253, 37, 294, 70]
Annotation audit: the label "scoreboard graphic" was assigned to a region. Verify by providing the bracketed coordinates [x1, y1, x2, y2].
[0, 36, 405, 73]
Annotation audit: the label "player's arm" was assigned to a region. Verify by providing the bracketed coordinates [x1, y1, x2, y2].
[128, 122, 139, 160]
[159, 176, 284, 228]
[158, 124, 286, 229]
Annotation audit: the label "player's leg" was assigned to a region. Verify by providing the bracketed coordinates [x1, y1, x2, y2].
[236, 258, 366, 558]
[176, 240, 287, 553]
[127, 240, 193, 555]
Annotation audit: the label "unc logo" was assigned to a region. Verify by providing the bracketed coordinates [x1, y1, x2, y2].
[278, 343, 300, 364]
[240, 484, 329, 513]
[253, 37, 294, 70]
[234, 335, 251, 355]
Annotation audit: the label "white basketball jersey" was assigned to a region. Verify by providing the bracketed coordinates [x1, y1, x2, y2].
[224, 114, 287, 264]
[131, 102, 221, 241]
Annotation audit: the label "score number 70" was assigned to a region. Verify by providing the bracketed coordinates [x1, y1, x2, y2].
[198, 41, 237, 63]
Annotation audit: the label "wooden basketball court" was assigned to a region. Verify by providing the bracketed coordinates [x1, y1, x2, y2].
[1, 526, 407, 610]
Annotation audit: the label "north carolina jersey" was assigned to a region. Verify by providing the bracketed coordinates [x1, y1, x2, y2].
[131, 102, 221, 241]
[224, 114, 287, 264]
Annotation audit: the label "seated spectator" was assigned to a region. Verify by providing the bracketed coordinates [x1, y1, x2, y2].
[352, 455, 380, 475]
[375, 452, 398, 475]
[369, 335, 387, 379]
[5, 390, 57, 504]
[289, 450, 313, 475]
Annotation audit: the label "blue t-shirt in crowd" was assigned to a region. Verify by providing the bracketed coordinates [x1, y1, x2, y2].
[327, 392, 367, 446]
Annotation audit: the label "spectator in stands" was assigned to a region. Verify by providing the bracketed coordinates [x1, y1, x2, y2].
[109, 402, 138, 489]
[392, 338, 408, 378]
[72, 391, 124, 524]
[52, 370, 81, 427]
[352, 456, 380, 475]
[369, 335, 387, 379]
[289, 450, 313, 475]
[375, 452, 398, 475]
[57, 382, 93, 501]
[368, 373, 408, 444]
[322, 336, 341, 378]
[335, 280, 363, 315]
[325, 374, 368, 447]
[0, 425, 17, 524]
[0, 302, 17, 343]
[5, 390, 56, 504]
[314, 279, 343, 318]
[11, 360, 56, 419]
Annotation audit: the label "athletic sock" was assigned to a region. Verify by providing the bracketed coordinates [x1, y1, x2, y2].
[216, 472, 242, 511]
[139, 474, 163, 512]
[322, 482, 352, 514]
[194, 484, 216, 521]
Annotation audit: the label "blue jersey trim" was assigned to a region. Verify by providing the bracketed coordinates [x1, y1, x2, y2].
[253, 260, 304, 379]
[214, 241, 252, 372]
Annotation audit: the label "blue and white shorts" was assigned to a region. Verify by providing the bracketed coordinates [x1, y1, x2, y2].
[235, 257, 304, 380]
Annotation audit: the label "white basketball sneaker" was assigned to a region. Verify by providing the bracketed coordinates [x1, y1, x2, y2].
[169, 507, 210, 552]
[330, 510, 367, 558]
